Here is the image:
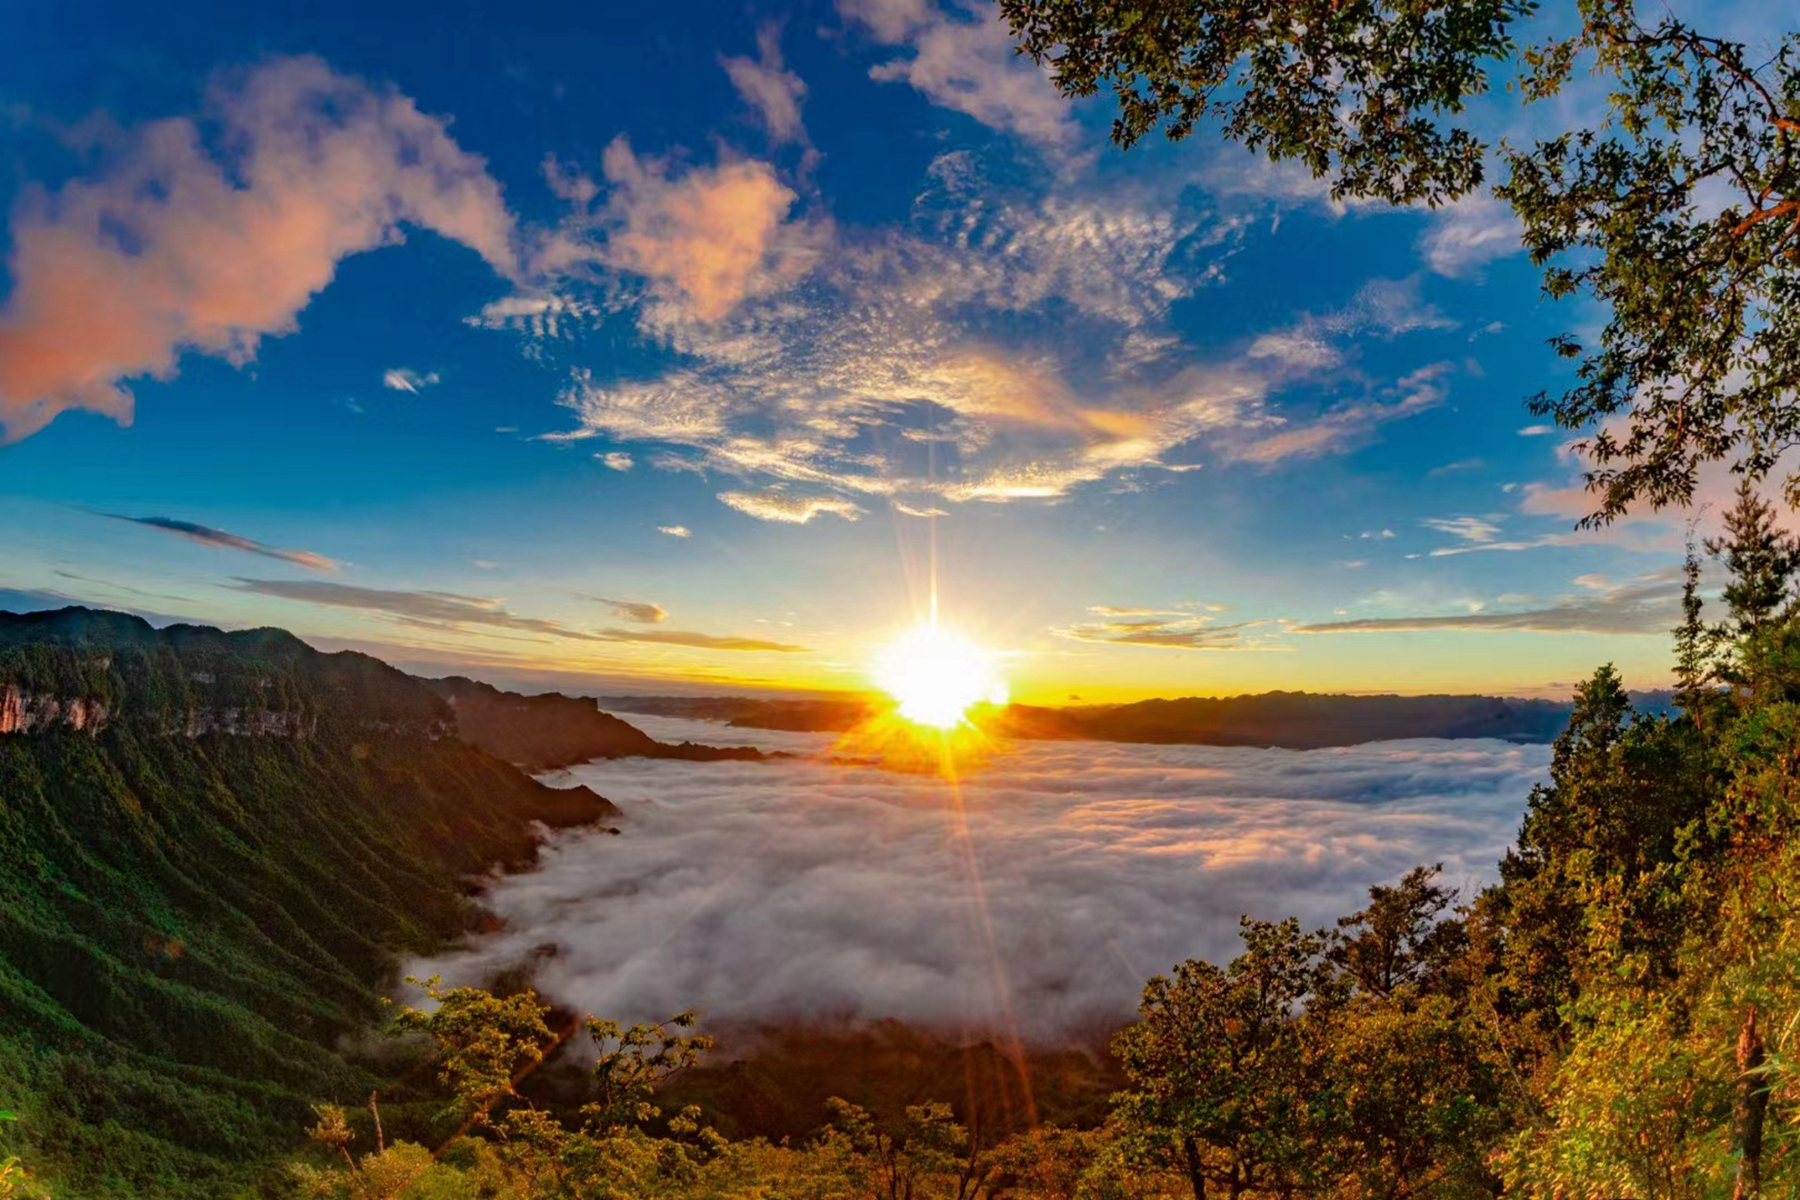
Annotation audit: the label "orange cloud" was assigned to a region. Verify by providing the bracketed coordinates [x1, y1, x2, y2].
[598, 139, 798, 322]
[0, 56, 518, 442]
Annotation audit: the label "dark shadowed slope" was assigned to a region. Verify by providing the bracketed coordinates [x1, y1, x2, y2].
[422, 675, 771, 770]
[995, 692, 1576, 748]
[0, 608, 616, 1198]
[601, 691, 1577, 746]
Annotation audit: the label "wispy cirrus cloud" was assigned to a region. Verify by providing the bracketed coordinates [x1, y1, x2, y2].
[1229, 364, 1452, 465]
[718, 490, 865, 524]
[579, 595, 668, 624]
[383, 367, 440, 393]
[105, 514, 337, 571]
[0, 56, 518, 442]
[498, 143, 1456, 522]
[1417, 193, 1522, 279]
[1055, 611, 1269, 651]
[723, 25, 808, 145]
[233, 579, 805, 651]
[529, 164, 1272, 510]
[1423, 516, 1503, 544]
[838, 0, 1075, 149]
[1293, 573, 1686, 636]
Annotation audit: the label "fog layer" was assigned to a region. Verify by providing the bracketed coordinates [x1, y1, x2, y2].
[412, 716, 1547, 1041]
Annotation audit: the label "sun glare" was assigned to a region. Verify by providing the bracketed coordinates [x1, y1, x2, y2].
[874, 624, 1009, 729]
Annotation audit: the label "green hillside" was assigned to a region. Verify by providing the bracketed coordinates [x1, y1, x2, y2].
[0, 609, 615, 1197]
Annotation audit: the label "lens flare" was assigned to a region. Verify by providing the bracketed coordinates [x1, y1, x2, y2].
[874, 625, 1008, 729]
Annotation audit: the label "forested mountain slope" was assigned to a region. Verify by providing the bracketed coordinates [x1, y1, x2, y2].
[0, 608, 616, 1197]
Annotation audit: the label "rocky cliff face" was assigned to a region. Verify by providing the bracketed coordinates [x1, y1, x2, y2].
[0, 685, 109, 734]
[0, 683, 363, 738]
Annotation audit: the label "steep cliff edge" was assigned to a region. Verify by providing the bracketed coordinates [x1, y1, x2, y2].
[423, 674, 771, 770]
[0, 608, 617, 1197]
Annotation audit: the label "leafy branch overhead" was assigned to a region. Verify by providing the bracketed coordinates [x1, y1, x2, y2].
[1001, 0, 1800, 523]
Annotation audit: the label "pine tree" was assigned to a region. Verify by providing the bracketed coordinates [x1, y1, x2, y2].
[1673, 531, 1716, 721]
[1704, 481, 1800, 640]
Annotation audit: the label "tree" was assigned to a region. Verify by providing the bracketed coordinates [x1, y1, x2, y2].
[1001, 0, 1800, 523]
[1706, 480, 1800, 642]
[1112, 917, 1334, 1199]
[1673, 529, 1718, 716]
[584, 1012, 714, 1134]
[390, 976, 559, 1132]
[1328, 864, 1464, 999]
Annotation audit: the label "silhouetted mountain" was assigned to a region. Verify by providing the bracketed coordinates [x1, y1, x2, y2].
[600, 689, 1653, 747]
[600, 693, 879, 732]
[0, 608, 617, 1196]
[995, 691, 1575, 747]
[423, 676, 770, 770]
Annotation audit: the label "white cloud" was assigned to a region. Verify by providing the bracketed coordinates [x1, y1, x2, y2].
[840, 0, 1075, 149]
[412, 720, 1545, 1040]
[505, 150, 1451, 520]
[1518, 424, 1556, 436]
[1324, 277, 1456, 339]
[465, 293, 600, 343]
[1418, 193, 1522, 279]
[1295, 574, 1687, 636]
[717, 490, 865, 524]
[1245, 277, 1453, 380]
[599, 451, 634, 471]
[658, 525, 691, 538]
[1230, 364, 1451, 465]
[538, 170, 1262, 513]
[382, 367, 440, 393]
[0, 56, 518, 441]
[1423, 516, 1503, 544]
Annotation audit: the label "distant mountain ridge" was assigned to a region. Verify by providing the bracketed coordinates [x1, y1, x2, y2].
[602, 689, 1677, 748]
[422, 675, 770, 771]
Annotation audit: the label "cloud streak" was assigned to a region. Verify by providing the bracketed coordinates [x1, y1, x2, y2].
[106, 514, 337, 571]
[413, 716, 1546, 1040]
[383, 368, 440, 393]
[718, 490, 865, 524]
[840, 0, 1075, 149]
[0, 56, 518, 441]
[1055, 612, 1269, 651]
[233, 579, 805, 651]
[580, 595, 669, 624]
[1294, 576, 1685, 636]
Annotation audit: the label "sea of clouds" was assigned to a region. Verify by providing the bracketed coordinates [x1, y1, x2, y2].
[410, 716, 1548, 1043]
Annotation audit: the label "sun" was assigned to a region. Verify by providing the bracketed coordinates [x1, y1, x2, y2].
[873, 624, 1009, 729]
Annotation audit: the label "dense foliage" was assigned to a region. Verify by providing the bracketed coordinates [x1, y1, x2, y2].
[1000, 0, 1800, 524]
[0, 611, 614, 1197]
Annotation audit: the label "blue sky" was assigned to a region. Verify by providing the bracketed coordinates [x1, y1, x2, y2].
[0, 0, 1725, 701]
